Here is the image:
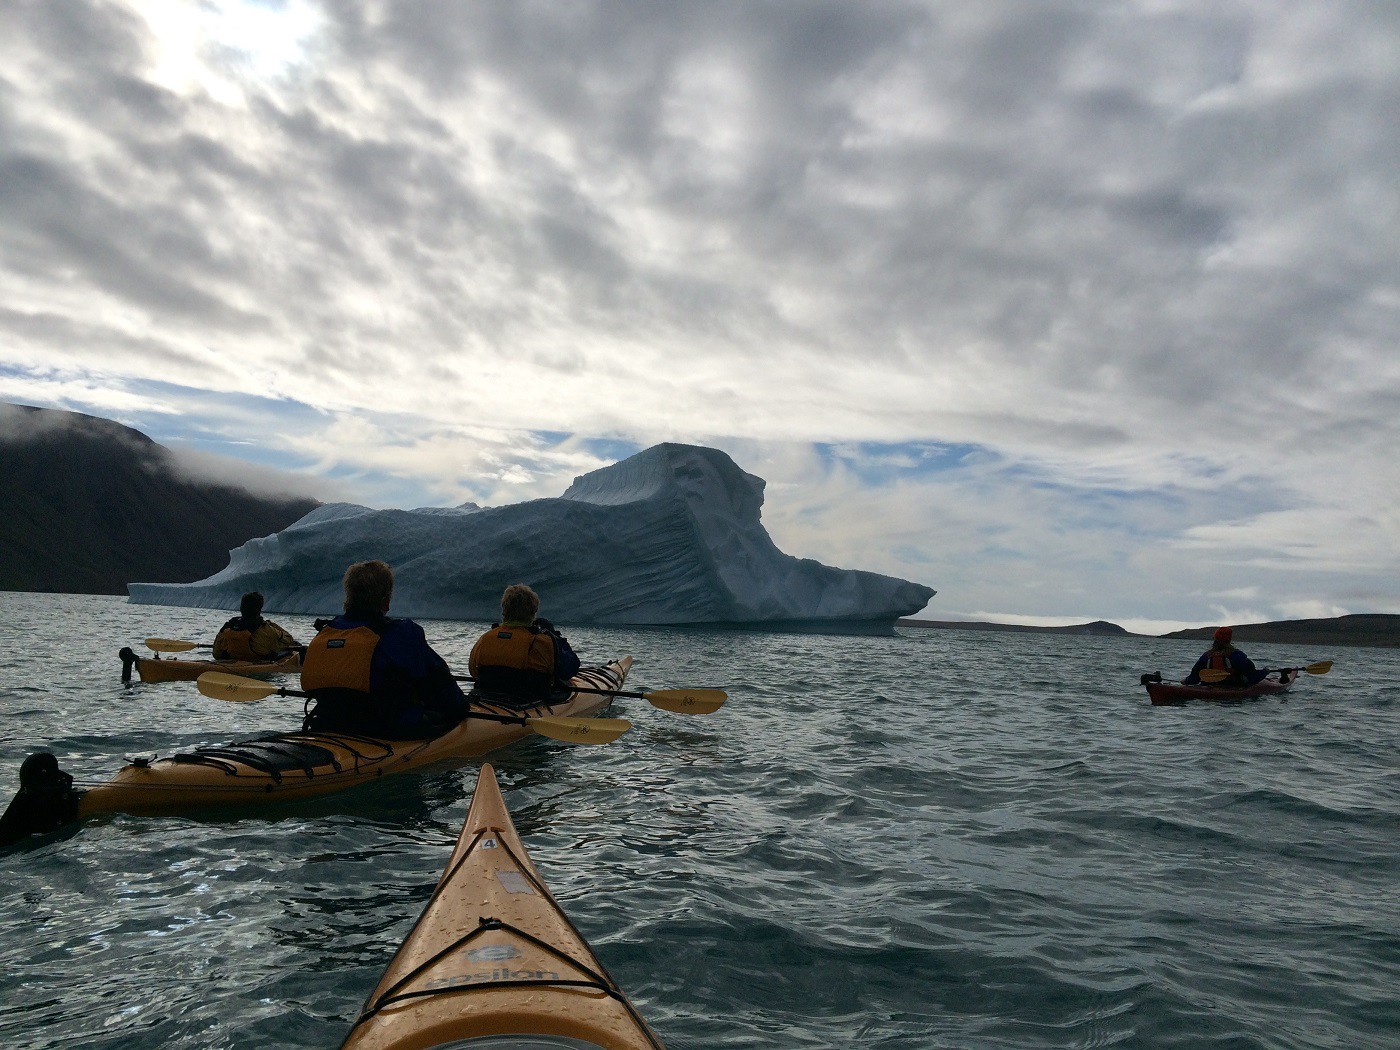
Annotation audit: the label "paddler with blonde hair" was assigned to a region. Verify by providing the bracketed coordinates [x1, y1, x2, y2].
[468, 584, 581, 704]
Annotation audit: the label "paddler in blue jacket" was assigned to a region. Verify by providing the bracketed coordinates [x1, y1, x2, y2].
[468, 584, 581, 704]
[1183, 626, 1268, 687]
[300, 560, 469, 737]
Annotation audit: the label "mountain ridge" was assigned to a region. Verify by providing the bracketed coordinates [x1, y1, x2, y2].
[0, 403, 321, 594]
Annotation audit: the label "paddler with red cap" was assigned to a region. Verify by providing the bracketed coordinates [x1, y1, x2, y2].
[1183, 626, 1268, 687]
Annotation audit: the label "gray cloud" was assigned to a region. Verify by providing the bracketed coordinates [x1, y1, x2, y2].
[1, 0, 1397, 625]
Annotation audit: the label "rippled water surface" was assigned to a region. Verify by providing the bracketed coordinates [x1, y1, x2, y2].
[0, 593, 1396, 1048]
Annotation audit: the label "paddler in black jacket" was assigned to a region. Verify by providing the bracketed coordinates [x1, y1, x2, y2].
[300, 560, 468, 737]
[212, 591, 301, 660]
[468, 584, 581, 704]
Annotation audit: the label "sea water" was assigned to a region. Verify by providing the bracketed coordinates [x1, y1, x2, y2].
[0, 592, 1395, 1049]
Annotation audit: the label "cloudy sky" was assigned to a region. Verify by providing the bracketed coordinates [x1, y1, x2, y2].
[2, 0, 1397, 632]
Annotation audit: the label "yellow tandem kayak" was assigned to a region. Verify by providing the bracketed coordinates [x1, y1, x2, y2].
[0, 659, 631, 843]
[119, 646, 301, 683]
[341, 761, 665, 1049]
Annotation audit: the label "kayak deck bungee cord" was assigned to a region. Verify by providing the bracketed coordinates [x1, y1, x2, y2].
[0, 659, 631, 845]
[340, 761, 666, 1049]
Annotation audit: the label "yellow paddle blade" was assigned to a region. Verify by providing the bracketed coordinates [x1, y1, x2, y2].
[526, 716, 631, 744]
[644, 688, 727, 714]
[146, 638, 198, 653]
[1200, 661, 1333, 684]
[197, 671, 280, 703]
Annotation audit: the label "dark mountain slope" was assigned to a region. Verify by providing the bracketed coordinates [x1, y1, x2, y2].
[1, 404, 320, 594]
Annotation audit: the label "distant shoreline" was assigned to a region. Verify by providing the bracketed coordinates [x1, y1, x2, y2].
[897, 618, 1135, 636]
[898, 613, 1398, 649]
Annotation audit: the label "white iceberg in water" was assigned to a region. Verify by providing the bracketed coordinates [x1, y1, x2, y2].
[128, 443, 936, 628]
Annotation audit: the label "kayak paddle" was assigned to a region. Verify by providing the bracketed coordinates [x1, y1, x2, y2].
[452, 674, 726, 714]
[558, 683, 726, 714]
[195, 672, 631, 744]
[1198, 660, 1333, 684]
[145, 638, 211, 653]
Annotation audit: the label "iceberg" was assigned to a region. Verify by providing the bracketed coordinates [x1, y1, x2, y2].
[128, 443, 935, 628]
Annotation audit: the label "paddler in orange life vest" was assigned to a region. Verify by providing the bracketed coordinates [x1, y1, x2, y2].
[468, 584, 582, 704]
[300, 560, 469, 737]
[212, 591, 301, 661]
[1183, 626, 1268, 687]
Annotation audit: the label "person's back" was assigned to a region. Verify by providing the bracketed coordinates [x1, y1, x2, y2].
[213, 592, 299, 660]
[468, 584, 581, 705]
[1184, 626, 1266, 686]
[300, 561, 467, 738]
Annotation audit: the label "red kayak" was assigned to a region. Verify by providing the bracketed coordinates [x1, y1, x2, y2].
[1142, 669, 1298, 705]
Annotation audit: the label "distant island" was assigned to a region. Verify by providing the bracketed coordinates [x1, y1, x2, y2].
[898, 614, 1398, 649]
[898, 618, 1132, 636]
[1159, 614, 1397, 649]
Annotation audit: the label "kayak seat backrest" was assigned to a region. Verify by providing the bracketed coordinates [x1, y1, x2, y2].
[171, 736, 344, 781]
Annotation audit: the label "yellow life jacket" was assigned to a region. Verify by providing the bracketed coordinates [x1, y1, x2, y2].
[301, 625, 380, 695]
[215, 618, 294, 661]
[214, 625, 258, 661]
[468, 623, 556, 698]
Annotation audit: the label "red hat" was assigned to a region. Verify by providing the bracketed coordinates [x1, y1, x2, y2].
[1213, 626, 1233, 642]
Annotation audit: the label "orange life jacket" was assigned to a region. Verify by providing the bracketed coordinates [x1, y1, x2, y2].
[468, 623, 556, 699]
[1202, 646, 1244, 685]
[214, 626, 258, 661]
[301, 625, 380, 695]
[214, 617, 293, 661]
